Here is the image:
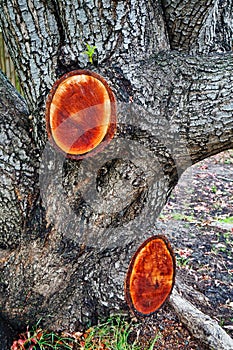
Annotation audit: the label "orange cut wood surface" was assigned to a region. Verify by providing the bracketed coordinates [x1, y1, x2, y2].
[125, 236, 175, 316]
[46, 70, 116, 159]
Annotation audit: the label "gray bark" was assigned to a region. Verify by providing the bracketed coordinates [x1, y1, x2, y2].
[0, 0, 233, 345]
[56, 0, 169, 66]
[161, 0, 233, 54]
[0, 71, 41, 249]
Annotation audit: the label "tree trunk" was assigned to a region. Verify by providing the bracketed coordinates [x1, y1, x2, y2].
[0, 0, 233, 342]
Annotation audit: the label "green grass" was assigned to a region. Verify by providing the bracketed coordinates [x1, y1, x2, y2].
[11, 320, 74, 349]
[80, 316, 140, 349]
[217, 216, 233, 224]
[77, 315, 161, 349]
[171, 213, 195, 222]
[176, 256, 190, 268]
[11, 315, 162, 350]
[211, 185, 217, 193]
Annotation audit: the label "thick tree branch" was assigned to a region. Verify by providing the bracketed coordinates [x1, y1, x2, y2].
[0, 0, 170, 110]
[56, 0, 169, 69]
[1, 1, 232, 160]
[0, 0, 60, 110]
[162, 0, 233, 54]
[123, 52, 233, 165]
[0, 71, 41, 249]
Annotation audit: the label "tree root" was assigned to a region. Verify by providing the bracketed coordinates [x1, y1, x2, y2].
[169, 280, 233, 350]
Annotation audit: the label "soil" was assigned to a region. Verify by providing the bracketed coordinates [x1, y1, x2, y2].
[135, 150, 233, 349]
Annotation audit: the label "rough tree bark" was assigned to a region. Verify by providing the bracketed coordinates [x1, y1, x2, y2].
[0, 0, 233, 348]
